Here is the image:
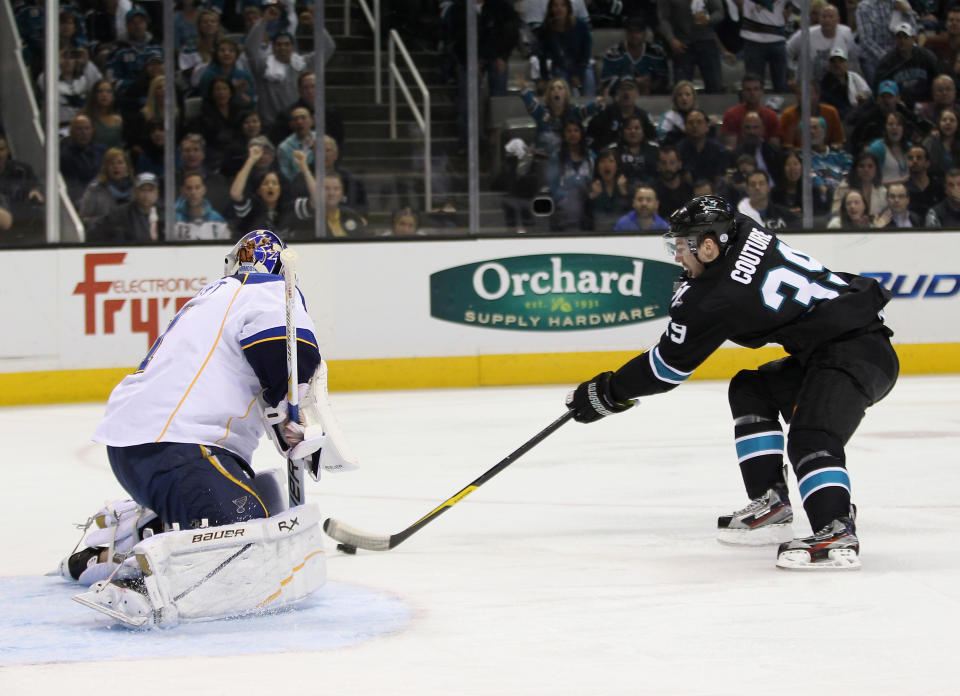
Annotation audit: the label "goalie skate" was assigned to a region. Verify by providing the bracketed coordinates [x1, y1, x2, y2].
[73, 579, 157, 628]
[775, 517, 861, 571]
[717, 486, 794, 546]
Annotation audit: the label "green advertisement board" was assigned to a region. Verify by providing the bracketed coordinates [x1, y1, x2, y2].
[429, 253, 678, 331]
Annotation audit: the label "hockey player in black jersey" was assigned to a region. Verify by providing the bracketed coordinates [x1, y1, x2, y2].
[566, 195, 899, 570]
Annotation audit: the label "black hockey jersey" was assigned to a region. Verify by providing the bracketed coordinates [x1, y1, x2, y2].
[610, 221, 893, 400]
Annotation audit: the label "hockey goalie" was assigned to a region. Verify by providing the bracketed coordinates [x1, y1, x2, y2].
[56, 230, 358, 627]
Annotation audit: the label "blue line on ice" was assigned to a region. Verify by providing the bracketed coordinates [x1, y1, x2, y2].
[0, 576, 412, 664]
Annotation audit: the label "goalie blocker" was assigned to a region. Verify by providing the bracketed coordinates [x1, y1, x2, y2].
[73, 503, 326, 628]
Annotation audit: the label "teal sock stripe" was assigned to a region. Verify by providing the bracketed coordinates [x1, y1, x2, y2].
[798, 467, 850, 501]
[735, 432, 785, 463]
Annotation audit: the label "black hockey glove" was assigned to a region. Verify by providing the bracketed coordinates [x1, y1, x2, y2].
[566, 371, 636, 423]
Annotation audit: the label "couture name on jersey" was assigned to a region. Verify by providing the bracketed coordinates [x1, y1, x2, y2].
[730, 228, 774, 286]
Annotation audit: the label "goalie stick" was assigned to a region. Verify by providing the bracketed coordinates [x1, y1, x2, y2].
[280, 248, 305, 508]
[323, 410, 575, 551]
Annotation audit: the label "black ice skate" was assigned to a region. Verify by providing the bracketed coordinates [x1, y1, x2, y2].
[776, 517, 861, 571]
[717, 486, 794, 546]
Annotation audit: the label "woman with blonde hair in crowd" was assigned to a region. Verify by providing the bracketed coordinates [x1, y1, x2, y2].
[81, 79, 124, 150]
[517, 75, 601, 191]
[657, 80, 698, 145]
[517, 75, 602, 158]
[128, 75, 181, 156]
[141, 75, 176, 124]
[79, 147, 135, 230]
[178, 8, 225, 80]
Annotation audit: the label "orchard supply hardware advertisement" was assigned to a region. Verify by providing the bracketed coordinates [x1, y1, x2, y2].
[429, 253, 677, 331]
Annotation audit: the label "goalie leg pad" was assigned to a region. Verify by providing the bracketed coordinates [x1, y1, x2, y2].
[73, 503, 326, 628]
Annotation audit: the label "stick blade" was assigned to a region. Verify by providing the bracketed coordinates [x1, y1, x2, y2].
[323, 517, 392, 551]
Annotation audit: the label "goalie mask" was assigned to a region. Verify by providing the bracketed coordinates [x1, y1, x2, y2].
[224, 229, 285, 276]
[663, 195, 737, 262]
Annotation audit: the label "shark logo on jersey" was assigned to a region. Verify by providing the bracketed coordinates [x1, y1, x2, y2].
[671, 283, 691, 308]
[233, 496, 249, 514]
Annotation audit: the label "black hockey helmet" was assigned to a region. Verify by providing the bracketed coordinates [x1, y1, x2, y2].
[663, 195, 737, 259]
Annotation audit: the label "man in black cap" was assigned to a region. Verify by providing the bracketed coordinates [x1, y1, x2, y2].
[819, 46, 872, 121]
[875, 22, 944, 108]
[586, 75, 657, 152]
[599, 16, 669, 95]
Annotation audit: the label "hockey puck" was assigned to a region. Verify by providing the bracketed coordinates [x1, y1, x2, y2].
[336, 543, 357, 555]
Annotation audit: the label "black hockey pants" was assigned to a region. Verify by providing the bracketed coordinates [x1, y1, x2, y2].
[728, 329, 900, 531]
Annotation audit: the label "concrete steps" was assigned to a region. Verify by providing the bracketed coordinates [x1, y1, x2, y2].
[323, 15, 523, 231]
[343, 120, 459, 139]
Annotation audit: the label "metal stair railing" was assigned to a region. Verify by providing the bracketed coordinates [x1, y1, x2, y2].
[344, 0, 382, 104]
[388, 29, 432, 211]
[0, 0, 84, 243]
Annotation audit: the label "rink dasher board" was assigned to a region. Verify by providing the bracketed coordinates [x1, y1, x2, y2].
[0, 232, 957, 403]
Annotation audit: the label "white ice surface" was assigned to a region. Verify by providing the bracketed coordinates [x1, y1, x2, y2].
[1, 376, 958, 694]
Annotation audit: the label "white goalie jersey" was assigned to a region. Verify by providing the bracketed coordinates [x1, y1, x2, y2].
[93, 273, 319, 464]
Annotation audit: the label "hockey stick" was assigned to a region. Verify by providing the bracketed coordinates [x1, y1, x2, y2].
[280, 248, 305, 508]
[323, 410, 576, 551]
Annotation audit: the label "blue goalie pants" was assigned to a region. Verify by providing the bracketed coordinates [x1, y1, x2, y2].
[107, 442, 271, 529]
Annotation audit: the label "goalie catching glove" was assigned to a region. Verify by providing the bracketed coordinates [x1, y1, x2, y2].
[566, 371, 636, 423]
[260, 360, 359, 479]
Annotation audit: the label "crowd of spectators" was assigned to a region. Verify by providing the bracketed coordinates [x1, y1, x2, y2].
[497, 0, 960, 232]
[6, 0, 369, 244]
[5, 0, 960, 245]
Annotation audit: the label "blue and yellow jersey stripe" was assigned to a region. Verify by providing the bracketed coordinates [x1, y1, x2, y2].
[240, 326, 319, 351]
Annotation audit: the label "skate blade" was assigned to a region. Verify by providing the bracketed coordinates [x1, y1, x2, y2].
[45, 557, 71, 578]
[72, 590, 150, 627]
[717, 523, 793, 547]
[775, 548, 862, 571]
